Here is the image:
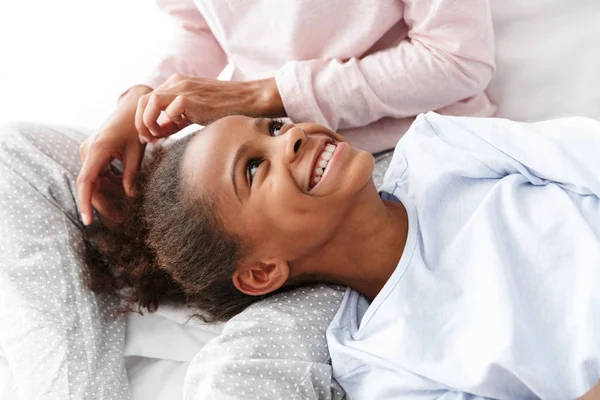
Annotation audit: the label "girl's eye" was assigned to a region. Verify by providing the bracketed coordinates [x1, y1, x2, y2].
[269, 119, 285, 137]
[247, 158, 263, 186]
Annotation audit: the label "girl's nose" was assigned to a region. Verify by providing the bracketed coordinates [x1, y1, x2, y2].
[283, 126, 307, 163]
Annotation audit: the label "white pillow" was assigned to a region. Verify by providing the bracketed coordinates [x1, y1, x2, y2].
[487, 0, 600, 122]
[124, 304, 223, 362]
[0, 355, 12, 400]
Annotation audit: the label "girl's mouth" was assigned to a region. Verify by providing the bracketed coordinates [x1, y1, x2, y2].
[308, 142, 337, 190]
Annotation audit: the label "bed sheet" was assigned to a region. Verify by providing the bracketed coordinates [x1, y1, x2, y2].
[123, 305, 223, 400]
[0, 356, 188, 400]
[0, 307, 222, 400]
[0, 352, 11, 397]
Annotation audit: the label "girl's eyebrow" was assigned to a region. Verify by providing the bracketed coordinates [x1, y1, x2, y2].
[231, 140, 251, 201]
[253, 117, 266, 132]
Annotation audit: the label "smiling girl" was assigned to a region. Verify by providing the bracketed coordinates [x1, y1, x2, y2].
[87, 112, 600, 399]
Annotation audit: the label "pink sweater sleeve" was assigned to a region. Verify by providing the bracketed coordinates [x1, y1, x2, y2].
[274, 0, 495, 130]
[131, 0, 228, 91]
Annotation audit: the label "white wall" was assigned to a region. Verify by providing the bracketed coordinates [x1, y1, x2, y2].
[0, 0, 175, 129]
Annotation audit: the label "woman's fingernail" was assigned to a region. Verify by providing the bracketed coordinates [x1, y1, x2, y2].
[82, 213, 89, 225]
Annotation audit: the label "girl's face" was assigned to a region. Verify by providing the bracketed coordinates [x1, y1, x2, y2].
[182, 115, 374, 267]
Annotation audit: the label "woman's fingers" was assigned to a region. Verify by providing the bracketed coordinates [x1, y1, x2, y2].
[135, 92, 176, 142]
[136, 91, 194, 144]
[90, 177, 125, 225]
[157, 118, 185, 137]
[164, 95, 187, 125]
[143, 93, 167, 138]
[135, 94, 151, 143]
[77, 133, 143, 226]
[76, 146, 113, 225]
[122, 141, 145, 197]
[79, 140, 90, 163]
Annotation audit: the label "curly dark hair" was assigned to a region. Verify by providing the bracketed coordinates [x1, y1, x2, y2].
[82, 131, 272, 323]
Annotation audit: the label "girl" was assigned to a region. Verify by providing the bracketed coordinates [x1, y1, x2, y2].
[87, 112, 600, 399]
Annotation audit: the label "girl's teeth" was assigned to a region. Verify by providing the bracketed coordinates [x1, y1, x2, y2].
[311, 143, 336, 189]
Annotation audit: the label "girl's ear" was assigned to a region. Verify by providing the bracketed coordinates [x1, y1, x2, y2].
[232, 259, 290, 296]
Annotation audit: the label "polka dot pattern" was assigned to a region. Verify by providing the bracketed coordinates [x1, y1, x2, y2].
[184, 284, 346, 399]
[373, 150, 394, 189]
[0, 122, 129, 399]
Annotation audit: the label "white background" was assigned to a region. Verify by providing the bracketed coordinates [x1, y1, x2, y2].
[0, 0, 174, 128]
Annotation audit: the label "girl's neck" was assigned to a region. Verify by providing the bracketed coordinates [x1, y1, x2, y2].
[341, 199, 408, 300]
[298, 187, 410, 301]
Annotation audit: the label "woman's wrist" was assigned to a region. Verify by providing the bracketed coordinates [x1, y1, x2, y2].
[103, 85, 153, 134]
[249, 78, 286, 118]
[117, 85, 153, 106]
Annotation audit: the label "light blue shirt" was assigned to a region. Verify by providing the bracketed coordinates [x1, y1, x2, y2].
[327, 112, 600, 399]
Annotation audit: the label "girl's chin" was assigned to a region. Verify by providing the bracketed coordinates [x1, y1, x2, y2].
[354, 152, 377, 185]
[309, 148, 374, 198]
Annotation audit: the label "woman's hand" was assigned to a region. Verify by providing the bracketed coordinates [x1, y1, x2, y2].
[77, 127, 144, 226]
[77, 85, 151, 226]
[135, 74, 284, 143]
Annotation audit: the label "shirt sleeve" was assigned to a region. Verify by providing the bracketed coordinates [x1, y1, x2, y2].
[420, 112, 600, 198]
[122, 0, 228, 96]
[274, 0, 495, 130]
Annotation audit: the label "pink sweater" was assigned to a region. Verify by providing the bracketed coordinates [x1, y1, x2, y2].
[137, 0, 496, 153]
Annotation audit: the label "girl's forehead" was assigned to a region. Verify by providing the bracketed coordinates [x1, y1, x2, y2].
[181, 117, 251, 199]
[206, 115, 254, 136]
[185, 116, 246, 160]
[183, 130, 225, 184]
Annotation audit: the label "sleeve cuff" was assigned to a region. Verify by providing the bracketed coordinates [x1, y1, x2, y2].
[275, 61, 324, 125]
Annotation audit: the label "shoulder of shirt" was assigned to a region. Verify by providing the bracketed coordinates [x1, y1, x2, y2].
[379, 112, 446, 189]
[326, 287, 359, 333]
[392, 112, 447, 150]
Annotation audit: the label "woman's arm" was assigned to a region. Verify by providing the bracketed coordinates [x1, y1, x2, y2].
[274, 0, 495, 131]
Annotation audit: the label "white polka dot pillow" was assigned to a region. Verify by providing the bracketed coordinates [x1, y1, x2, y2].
[183, 284, 347, 399]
